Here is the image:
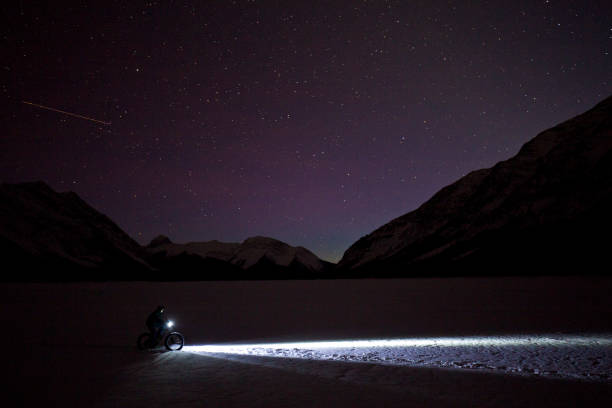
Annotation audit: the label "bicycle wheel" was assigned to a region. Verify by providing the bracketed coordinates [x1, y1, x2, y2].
[165, 332, 184, 351]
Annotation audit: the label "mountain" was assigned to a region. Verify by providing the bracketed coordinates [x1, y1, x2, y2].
[0, 181, 331, 280]
[338, 95, 612, 276]
[0, 181, 151, 280]
[146, 235, 331, 279]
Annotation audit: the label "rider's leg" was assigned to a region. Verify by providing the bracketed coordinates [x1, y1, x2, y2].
[152, 327, 162, 343]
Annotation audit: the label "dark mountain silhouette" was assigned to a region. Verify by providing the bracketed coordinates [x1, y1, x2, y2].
[0, 181, 331, 281]
[0, 181, 151, 280]
[338, 95, 612, 276]
[146, 235, 333, 279]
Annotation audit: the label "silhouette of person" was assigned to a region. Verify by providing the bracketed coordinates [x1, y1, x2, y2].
[146, 305, 167, 342]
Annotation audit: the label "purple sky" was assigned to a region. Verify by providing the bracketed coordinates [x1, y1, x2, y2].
[2, 1, 611, 262]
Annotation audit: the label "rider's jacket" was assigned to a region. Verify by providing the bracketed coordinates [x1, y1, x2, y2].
[146, 307, 165, 330]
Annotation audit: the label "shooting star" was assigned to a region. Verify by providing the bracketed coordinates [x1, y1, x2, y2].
[22, 101, 112, 126]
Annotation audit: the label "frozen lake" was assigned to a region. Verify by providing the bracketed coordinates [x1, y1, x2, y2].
[2, 277, 612, 407]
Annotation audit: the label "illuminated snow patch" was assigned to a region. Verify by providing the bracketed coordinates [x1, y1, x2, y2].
[184, 335, 612, 381]
[184, 335, 612, 353]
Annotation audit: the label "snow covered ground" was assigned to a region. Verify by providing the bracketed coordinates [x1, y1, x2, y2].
[2, 277, 612, 407]
[187, 334, 612, 381]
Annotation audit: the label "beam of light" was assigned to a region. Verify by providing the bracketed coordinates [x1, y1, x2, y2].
[184, 335, 612, 354]
[183, 335, 612, 381]
[22, 101, 112, 125]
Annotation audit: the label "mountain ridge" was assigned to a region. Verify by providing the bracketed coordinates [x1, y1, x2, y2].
[0, 181, 151, 279]
[146, 234, 331, 277]
[0, 182, 331, 280]
[337, 95, 612, 276]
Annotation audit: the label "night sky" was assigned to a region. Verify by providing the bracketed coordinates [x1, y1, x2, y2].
[2, 1, 611, 262]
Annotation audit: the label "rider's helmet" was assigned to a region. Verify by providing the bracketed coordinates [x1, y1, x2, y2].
[157, 305, 165, 312]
